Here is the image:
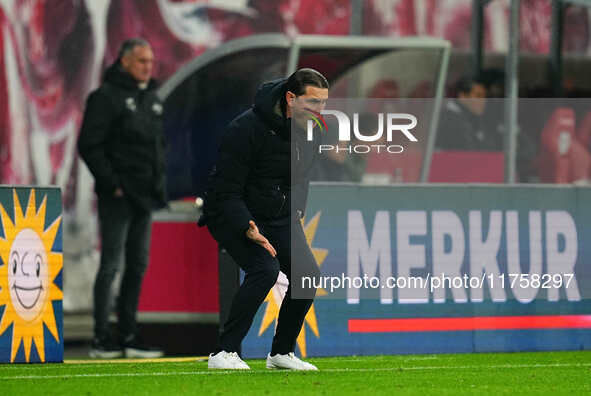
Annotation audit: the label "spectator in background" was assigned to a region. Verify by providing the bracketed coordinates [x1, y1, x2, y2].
[310, 113, 378, 182]
[367, 79, 400, 114]
[481, 68, 505, 99]
[358, 80, 416, 184]
[309, 118, 346, 182]
[436, 76, 502, 151]
[78, 38, 166, 359]
[343, 113, 380, 182]
[480, 68, 506, 149]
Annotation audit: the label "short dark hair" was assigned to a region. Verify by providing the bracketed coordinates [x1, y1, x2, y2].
[455, 75, 485, 95]
[285, 68, 329, 96]
[118, 38, 150, 59]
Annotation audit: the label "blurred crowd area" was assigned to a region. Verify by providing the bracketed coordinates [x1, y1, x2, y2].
[311, 65, 591, 185]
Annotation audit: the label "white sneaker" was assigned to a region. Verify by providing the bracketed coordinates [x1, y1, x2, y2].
[266, 352, 318, 370]
[208, 351, 250, 370]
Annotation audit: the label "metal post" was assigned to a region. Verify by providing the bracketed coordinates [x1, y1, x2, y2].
[504, 0, 520, 183]
[549, 0, 564, 96]
[561, 0, 591, 7]
[350, 0, 363, 35]
[419, 44, 451, 182]
[286, 42, 300, 75]
[346, 0, 364, 98]
[471, 0, 485, 77]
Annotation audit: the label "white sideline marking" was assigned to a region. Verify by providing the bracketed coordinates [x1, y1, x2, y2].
[331, 356, 438, 362]
[0, 356, 435, 370]
[1, 362, 590, 380]
[0, 361, 197, 371]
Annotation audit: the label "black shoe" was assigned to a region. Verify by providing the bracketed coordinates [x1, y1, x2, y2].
[89, 337, 123, 359]
[121, 335, 164, 359]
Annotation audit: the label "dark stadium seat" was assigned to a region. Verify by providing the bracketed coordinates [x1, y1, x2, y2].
[575, 110, 591, 149]
[538, 107, 591, 183]
[429, 151, 504, 183]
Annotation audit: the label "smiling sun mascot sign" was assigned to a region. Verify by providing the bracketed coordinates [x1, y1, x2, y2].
[0, 187, 63, 363]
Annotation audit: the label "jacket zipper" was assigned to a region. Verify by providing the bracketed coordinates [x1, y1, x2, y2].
[274, 185, 287, 217]
[276, 193, 287, 216]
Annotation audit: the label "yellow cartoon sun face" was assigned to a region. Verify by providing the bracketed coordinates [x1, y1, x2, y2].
[0, 189, 63, 362]
[8, 229, 50, 321]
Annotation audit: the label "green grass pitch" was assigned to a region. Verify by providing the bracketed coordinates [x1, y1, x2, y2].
[0, 351, 589, 395]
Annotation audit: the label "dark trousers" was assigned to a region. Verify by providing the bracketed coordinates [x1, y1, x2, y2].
[94, 195, 152, 341]
[208, 218, 320, 355]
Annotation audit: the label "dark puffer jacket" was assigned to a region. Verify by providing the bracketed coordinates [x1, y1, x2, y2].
[78, 62, 167, 211]
[201, 78, 317, 235]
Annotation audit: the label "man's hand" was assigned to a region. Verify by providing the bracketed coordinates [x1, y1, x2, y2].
[245, 220, 277, 257]
[114, 187, 124, 197]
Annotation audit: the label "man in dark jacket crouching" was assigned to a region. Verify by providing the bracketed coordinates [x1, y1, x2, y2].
[202, 69, 327, 370]
[78, 38, 166, 359]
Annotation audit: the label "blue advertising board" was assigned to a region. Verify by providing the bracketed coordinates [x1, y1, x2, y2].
[243, 184, 591, 358]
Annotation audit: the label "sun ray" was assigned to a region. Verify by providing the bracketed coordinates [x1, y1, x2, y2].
[316, 287, 328, 297]
[0, 204, 16, 264]
[257, 212, 327, 358]
[312, 245, 329, 297]
[258, 291, 280, 336]
[35, 195, 47, 229]
[42, 217, 61, 254]
[302, 212, 321, 245]
[12, 189, 24, 227]
[34, 333, 45, 362]
[304, 304, 319, 338]
[48, 253, 64, 288]
[296, 305, 324, 356]
[24, 189, 36, 221]
[303, 214, 328, 297]
[22, 330, 33, 361]
[41, 292, 60, 341]
[296, 325, 307, 356]
[10, 329, 21, 362]
[0, 202, 15, 236]
[0, 304, 14, 334]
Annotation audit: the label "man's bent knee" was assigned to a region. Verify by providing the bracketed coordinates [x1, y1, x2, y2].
[256, 267, 280, 290]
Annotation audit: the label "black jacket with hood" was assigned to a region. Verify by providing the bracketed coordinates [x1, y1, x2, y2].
[201, 78, 317, 236]
[78, 61, 167, 211]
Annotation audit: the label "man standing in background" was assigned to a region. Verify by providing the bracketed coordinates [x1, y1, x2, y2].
[78, 38, 166, 359]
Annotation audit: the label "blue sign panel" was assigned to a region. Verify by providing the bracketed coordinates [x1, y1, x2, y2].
[243, 184, 591, 358]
